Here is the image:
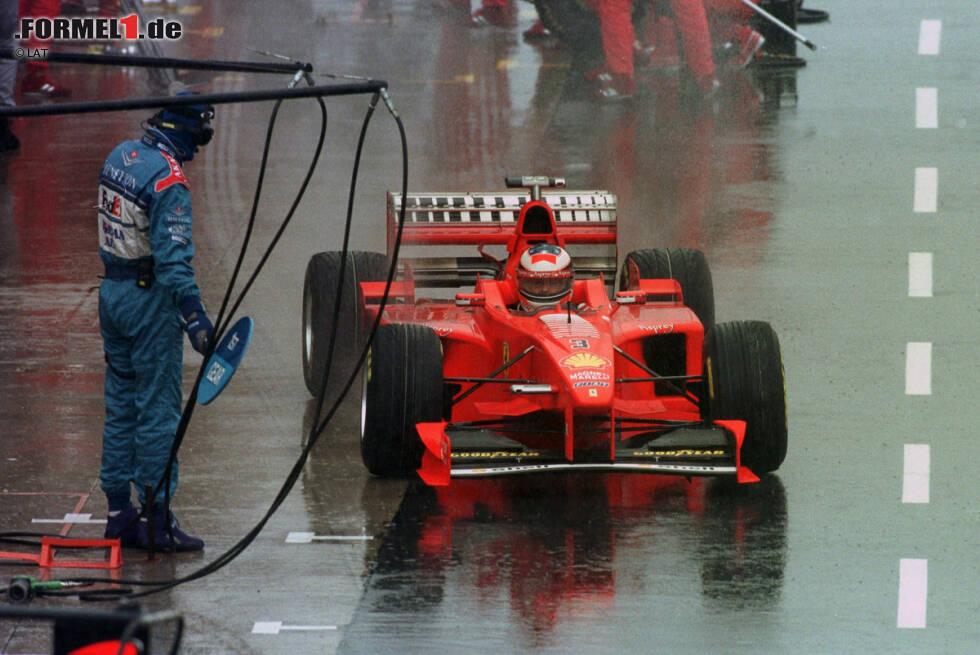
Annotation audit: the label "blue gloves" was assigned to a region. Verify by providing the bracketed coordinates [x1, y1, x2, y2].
[179, 296, 214, 355]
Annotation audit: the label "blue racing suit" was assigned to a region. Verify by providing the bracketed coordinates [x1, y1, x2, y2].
[98, 130, 202, 510]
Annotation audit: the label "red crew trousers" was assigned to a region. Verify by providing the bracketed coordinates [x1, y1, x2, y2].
[19, 0, 60, 72]
[589, 0, 719, 78]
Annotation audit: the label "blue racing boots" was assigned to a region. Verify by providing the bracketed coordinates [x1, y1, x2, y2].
[104, 506, 142, 548]
[137, 509, 204, 552]
[105, 505, 204, 552]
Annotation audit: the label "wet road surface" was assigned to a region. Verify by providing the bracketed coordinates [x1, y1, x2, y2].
[1, 0, 978, 652]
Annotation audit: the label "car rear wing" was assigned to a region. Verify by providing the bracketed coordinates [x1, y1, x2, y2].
[385, 189, 617, 254]
[401, 256, 617, 289]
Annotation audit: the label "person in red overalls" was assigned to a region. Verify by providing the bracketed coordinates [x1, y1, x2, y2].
[706, 0, 765, 69]
[19, 0, 72, 96]
[589, 0, 763, 101]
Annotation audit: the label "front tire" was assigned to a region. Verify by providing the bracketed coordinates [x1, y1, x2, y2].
[361, 324, 444, 477]
[702, 321, 787, 474]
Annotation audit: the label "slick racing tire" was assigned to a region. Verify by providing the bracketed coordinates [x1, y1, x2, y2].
[702, 321, 787, 475]
[361, 324, 444, 478]
[303, 250, 388, 396]
[619, 248, 715, 332]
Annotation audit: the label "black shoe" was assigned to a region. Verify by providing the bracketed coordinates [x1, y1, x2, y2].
[0, 118, 19, 152]
[137, 509, 204, 552]
[797, 6, 829, 23]
[104, 506, 141, 547]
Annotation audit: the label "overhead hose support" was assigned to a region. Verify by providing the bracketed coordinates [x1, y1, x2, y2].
[0, 48, 313, 75]
[0, 81, 387, 118]
[1, 65, 408, 600]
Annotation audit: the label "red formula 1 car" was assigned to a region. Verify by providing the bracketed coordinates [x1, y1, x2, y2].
[302, 176, 786, 486]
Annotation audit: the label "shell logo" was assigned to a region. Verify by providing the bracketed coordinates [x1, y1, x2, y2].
[560, 352, 610, 369]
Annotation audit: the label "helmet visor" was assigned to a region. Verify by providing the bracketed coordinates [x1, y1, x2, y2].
[518, 271, 572, 302]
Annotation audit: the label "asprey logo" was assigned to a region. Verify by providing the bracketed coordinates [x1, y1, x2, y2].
[17, 14, 182, 42]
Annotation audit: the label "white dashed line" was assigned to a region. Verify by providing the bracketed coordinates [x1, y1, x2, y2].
[918, 20, 941, 55]
[252, 621, 338, 635]
[897, 559, 928, 628]
[902, 445, 930, 503]
[915, 88, 938, 128]
[905, 342, 932, 395]
[913, 168, 938, 213]
[908, 252, 933, 297]
[285, 531, 374, 543]
[898, 16, 940, 638]
[32, 513, 107, 525]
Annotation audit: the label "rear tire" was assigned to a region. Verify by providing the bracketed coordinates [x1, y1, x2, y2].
[302, 250, 388, 396]
[702, 321, 787, 474]
[620, 248, 715, 332]
[361, 324, 444, 477]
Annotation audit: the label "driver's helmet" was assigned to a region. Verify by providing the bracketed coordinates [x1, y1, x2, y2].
[516, 243, 573, 310]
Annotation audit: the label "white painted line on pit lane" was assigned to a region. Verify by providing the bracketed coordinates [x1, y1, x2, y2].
[32, 513, 107, 525]
[897, 558, 928, 628]
[902, 444, 930, 504]
[252, 621, 338, 635]
[285, 531, 373, 544]
[915, 88, 938, 128]
[913, 167, 938, 213]
[918, 20, 941, 55]
[905, 342, 932, 396]
[908, 252, 933, 297]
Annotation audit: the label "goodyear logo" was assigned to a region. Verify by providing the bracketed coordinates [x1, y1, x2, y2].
[631, 449, 726, 457]
[560, 352, 609, 369]
[452, 451, 540, 459]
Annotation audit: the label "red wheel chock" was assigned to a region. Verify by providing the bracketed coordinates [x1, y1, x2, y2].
[0, 537, 122, 569]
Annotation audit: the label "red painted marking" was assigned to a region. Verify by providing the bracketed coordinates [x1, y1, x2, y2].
[61, 492, 91, 537]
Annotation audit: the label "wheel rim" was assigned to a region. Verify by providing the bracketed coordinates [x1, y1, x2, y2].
[360, 347, 370, 444]
[303, 279, 313, 380]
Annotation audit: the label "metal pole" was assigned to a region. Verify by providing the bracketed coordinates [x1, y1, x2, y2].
[738, 0, 818, 50]
[0, 81, 388, 117]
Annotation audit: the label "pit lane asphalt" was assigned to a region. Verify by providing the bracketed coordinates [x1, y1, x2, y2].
[1, 0, 977, 652]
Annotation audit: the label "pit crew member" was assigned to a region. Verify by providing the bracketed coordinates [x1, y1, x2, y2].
[97, 98, 215, 552]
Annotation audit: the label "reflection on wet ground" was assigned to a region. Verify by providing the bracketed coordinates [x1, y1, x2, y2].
[340, 474, 786, 653]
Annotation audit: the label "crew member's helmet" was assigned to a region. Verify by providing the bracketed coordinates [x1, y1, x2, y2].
[516, 243, 573, 310]
[146, 92, 215, 162]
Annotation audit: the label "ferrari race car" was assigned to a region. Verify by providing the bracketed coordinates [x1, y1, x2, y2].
[302, 176, 786, 486]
